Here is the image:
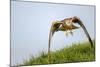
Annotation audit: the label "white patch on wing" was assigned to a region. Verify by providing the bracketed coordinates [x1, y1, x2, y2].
[59, 24, 62, 28]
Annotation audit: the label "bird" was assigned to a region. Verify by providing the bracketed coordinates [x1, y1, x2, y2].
[48, 16, 93, 62]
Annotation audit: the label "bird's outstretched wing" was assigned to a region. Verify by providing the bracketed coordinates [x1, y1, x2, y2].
[78, 19, 93, 47]
[72, 16, 93, 47]
[48, 21, 62, 60]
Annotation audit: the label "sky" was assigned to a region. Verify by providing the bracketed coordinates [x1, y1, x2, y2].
[11, 1, 95, 66]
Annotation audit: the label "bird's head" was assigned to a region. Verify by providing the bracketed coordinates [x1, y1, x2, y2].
[68, 16, 81, 29]
[71, 16, 81, 23]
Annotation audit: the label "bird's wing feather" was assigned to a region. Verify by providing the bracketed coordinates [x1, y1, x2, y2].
[48, 21, 62, 60]
[78, 20, 93, 47]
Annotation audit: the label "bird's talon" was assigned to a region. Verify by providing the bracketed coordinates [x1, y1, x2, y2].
[70, 31, 73, 36]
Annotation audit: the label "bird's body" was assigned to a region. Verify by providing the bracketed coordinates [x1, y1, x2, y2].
[52, 17, 79, 31]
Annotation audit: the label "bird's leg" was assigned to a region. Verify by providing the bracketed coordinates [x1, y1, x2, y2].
[70, 30, 73, 36]
[65, 30, 68, 36]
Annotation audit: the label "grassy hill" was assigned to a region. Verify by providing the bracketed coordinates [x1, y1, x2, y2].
[20, 41, 95, 66]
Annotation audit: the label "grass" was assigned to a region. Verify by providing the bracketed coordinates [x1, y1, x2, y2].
[20, 41, 95, 66]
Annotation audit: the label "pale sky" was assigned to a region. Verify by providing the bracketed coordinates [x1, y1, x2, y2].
[11, 1, 95, 66]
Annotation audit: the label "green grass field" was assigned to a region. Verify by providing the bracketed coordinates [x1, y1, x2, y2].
[20, 41, 95, 66]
